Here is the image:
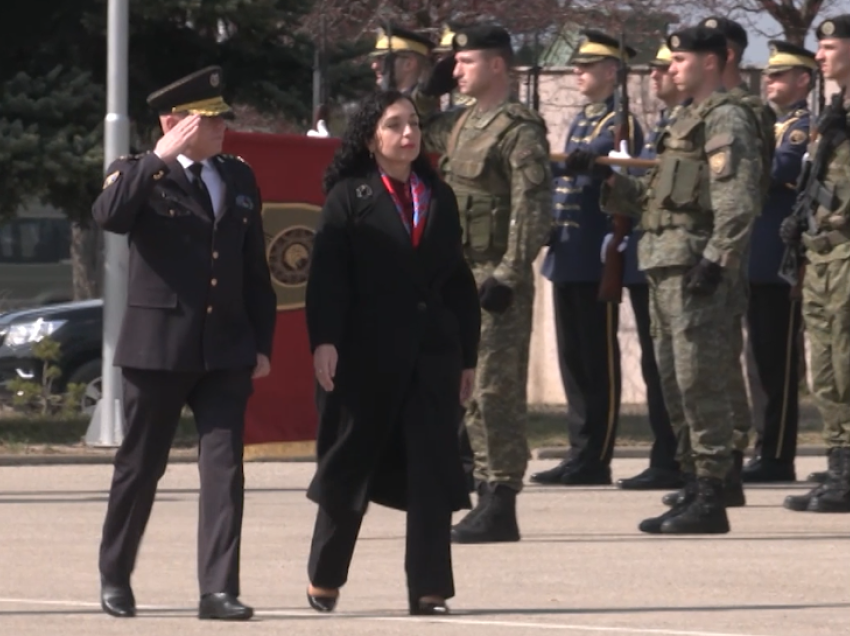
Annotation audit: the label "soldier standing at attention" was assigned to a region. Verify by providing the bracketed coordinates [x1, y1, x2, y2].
[741, 41, 817, 483]
[695, 16, 776, 502]
[369, 24, 436, 94]
[616, 41, 687, 492]
[531, 30, 644, 487]
[93, 67, 277, 618]
[420, 25, 553, 543]
[559, 26, 761, 533]
[781, 15, 850, 514]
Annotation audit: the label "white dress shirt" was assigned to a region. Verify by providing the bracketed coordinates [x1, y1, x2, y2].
[176, 154, 225, 218]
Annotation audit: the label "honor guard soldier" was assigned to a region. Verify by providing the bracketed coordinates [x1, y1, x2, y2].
[616, 41, 687, 491]
[433, 23, 476, 110]
[698, 16, 775, 501]
[370, 24, 436, 93]
[781, 15, 850, 514]
[742, 41, 817, 483]
[420, 24, 553, 543]
[93, 67, 277, 619]
[532, 29, 644, 487]
[561, 25, 762, 533]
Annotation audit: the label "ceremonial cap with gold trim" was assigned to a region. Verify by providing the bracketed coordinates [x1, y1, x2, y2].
[370, 24, 435, 57]
[766, 40, 818, 72]
[816, 15, 850, 40]
[570, 30, 637, 64]
[452, 24, 513, 53]
[434, 21, 469, 53]
[649, 40, 672, 67]
[667, 26, 728, 59]
[699, 16, 748, 49]
[146, 66, 232, 117]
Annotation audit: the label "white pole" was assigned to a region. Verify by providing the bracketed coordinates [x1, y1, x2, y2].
[85, 0, 129, 447]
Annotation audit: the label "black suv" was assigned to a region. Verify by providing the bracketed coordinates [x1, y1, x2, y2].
[0, 299, 103, 414]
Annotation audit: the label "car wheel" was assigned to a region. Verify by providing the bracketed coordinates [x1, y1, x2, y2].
[66, 359, 102, 416]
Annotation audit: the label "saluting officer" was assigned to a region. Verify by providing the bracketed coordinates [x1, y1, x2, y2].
[533, 30, 644, 486]
[93, 67, 277, 620]
[742, 41, 817, 483]
[617, 41, 687, 491]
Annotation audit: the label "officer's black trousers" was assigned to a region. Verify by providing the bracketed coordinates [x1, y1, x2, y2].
[553, 282, 622, 467]
[99, 367, 252, 596]
[627, 284, 677, 470]
[746, 283, 802, 463]
[307, 414, 455, 601]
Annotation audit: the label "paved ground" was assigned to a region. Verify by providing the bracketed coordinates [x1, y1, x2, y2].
[0, 457, 847, 636]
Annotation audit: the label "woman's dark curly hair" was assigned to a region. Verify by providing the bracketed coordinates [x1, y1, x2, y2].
[322, 89, 438, 194]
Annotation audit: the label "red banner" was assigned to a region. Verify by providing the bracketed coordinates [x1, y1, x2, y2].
[222, 130, 340, 458]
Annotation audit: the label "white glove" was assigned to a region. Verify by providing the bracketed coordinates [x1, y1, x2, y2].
[600, 233, 628, 263]
[307, 120, 330, 138]
[607, 140, 631, 174]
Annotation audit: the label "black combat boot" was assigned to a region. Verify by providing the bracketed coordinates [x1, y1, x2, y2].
[723, 450, 747, 507]
[660, 476, 730, 534]
[784, 449, 838, 512]
[808, 448, 850, 513]
[638, 478, 697, 534]
[451, 481, 491, 533]
[450, 484, 520, 544]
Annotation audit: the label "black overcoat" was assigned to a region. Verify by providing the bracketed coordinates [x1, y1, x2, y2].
[92, 152, 277, 372]
[305, 170, 481, 515]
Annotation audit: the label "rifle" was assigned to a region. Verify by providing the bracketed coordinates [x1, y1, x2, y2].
[380, 21, 396, 91]
[778, 80, 844, 299]
[597, 31, 632, 303]
[526, 31, 541, 110]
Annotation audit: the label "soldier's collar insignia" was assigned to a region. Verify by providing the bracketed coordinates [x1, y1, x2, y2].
[584, 103, 607, 118]
[102, 171, 120, 189]
[355, 184, 372, 199]
[236, 194, 254, 209]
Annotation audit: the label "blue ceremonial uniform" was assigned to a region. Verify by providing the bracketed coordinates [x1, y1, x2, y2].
[540, 96, 643, 475]
[745, 100, 809, 467]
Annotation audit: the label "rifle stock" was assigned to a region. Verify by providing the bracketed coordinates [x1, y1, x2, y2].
[598, 32, 631, 303]
[550, 153, 656, 169]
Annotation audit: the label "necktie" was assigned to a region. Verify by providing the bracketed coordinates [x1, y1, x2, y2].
[189, 162, 215, 220]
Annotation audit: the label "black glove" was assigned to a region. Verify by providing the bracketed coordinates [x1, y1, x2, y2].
[421, 54, 457, 97]
[779, 215, 805, 246]
[817, 98, 848, 138]
[683, 258, 723, 296]
[553, 149, 612, 180]
[478, 277, 514, 313]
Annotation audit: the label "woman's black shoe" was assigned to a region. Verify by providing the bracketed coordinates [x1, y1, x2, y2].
[409, 599, 450, 616]
[307, 591, 338, 613]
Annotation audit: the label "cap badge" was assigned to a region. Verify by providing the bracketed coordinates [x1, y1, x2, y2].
[705, 18, 718, 28]
[210, 72, 220, 87]
[455, 33, 467, 46]
[670, 35, 680, 48]
[822, 21, 835, 36]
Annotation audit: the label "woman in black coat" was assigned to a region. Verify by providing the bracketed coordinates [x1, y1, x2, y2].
[303, 90, 481, 616]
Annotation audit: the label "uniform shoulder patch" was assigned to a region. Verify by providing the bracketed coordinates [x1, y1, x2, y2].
[789, 129, 808, 145]
[708, 151, 728, 176]
[102, 171, 121, 189]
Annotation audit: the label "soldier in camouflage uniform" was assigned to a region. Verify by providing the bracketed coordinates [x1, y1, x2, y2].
[558, 26, 762, 534]
[432, 23, 476, 111]
[780, 15, 850, 514]
[419, 24, 553, 543]
[696, 16, 776, 501]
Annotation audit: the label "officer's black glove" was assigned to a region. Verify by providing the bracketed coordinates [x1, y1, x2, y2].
[553, 149, 612, 180]
[478, 276, 514, 313]
[421, 55, 457, 97]
[779, 215, 805, 246]
[683, 258, 723, 296]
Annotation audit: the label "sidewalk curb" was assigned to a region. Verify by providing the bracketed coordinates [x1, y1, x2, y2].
[535, 445, 828, 460]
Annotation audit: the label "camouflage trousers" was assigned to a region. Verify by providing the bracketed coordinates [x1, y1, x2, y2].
[802, 256, 850, 448]
[728, 265, 753, 453]
[647, 267, 734, 479]
[464, 263, 533, 491]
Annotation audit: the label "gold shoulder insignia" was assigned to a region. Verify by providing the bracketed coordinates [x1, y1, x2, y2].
[217, 153, 251, 167]
[789, 129, 808, 145]
[102, 171, 121, 189]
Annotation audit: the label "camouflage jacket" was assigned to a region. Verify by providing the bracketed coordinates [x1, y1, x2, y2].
[730, 82, 776, 206]
[420, 99, 553, 289]
[600, 89, 762, 272]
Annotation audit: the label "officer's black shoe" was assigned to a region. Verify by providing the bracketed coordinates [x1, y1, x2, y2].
[808, 448, 850, 513]
[742, 457, 797, 483]
[451, 484, 519, 543]
[198, 593, 254, 620]
[558, 462, 612, 486]
[807, 470, 829, 484]
[639, 480, 697, 534]
[529, 460, 571, 485]
[618, 467, 685, 490]
[660, 477, 730, 534]
[100, 581, 136, 618]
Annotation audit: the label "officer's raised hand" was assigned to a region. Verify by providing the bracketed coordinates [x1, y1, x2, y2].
[154, 113, 203, 162]
[553, 149, 612, 180]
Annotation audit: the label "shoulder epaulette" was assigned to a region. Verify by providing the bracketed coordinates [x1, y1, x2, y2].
[216, 153, 251, 167]
[504, 102, 546, 127]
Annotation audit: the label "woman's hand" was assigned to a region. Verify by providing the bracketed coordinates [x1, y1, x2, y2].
[314, 344, 338, 391]
[460, 368, 476, 405]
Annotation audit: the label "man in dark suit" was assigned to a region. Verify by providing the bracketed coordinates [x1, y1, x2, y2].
[92, 66, 277, 620]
